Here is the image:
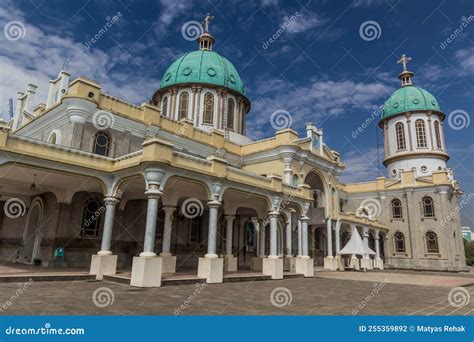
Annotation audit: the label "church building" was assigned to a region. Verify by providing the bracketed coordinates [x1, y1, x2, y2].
[0, 16, 466, 287]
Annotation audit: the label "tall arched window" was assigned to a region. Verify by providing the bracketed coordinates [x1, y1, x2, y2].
[93, 132, 110, 156]
[434, 121, 442, 149]
[203, 92, 214, 124]
[415, 119, 427, 148]
[81, 198, 101, 236]
[227, 98, 235, 130]
[161, 96, 168, 117]
[394, 231, 405, 253]
[426, 231, 439, 253]
[49, 133, 57, 144]
[395, 122, 406, 150]
[312, 191, 318, 208]
[178, 92, 189, 120]
[422, 196, 435, 217]
[292, 174, 299, 186]
[391, 198, 403, 219]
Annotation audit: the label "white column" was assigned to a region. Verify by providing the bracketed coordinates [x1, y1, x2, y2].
[259, 220, 265, 256]
[225, 215, 235, 256]
[269, 212, 278, 257]
[205, 200, 221, 258]
[283, 157, 293, 185]
[297, 219, 302, 257]
[160, 206, 175, 255]
[375, 230, 381, 259]
[335, 219, 341, 254]
[141, 188, 162, 257]
[362, 226, 369, 249]
[326, 218, 333, 257]
[285, 214, 292, 256]
[301, 217, 309, 257]
[98, 196, 119, 255]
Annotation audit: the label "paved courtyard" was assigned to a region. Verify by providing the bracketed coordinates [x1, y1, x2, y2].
[0, 271, 473, 316]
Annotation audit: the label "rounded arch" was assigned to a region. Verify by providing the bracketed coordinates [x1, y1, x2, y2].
[221, 187, 271, 219]
[304, 170, 329, 211]
[161, 175, 212, 207]
[20, 197, 44, 263]
[47, 129, 61, 145]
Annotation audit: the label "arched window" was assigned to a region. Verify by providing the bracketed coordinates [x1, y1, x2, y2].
[93, 132, 110, 156]
[434, 121, 442, 149]
[81, 198, 101, 236]
[394, 231, 405, 253]
[227, 98, 235, 130]
[391, 198, 403, 219]
[178, 92, 189, 120]
[161, 96, 168, 117]
[426, 231, 439, 253]
[422, 196, 435, 217]
[292, 174, 299, 186]
[203, 92, 214, 124]
[49, 133, 57, 144]
[395, 122, 406, 150]
[415, 119, 427, 148]
[312, 191, 318, 208]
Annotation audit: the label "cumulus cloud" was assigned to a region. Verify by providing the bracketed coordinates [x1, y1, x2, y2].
[454, 47, 474, 75]
[284, 11, 327, 34]
[340, 147, 382, 183]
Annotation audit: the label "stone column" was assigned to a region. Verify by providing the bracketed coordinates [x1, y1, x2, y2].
[301, 218, 309, 257]
[297, 219, 302, 257]
[282, 156, 293, 185]
[361, 226, 372, 270]
[334, 219, 343, 271]
[295, 215, 313, 277]
[283, 211, 295, 272]
[160, 206, 177, 273]
[259, 220, 266, 256]
[131, 168, 165, 288]
[224, 215, 237, 272]
[324, 218, 337, 270]
[374, 229, 384, 270]
[90, 196, 119, 280]
[262, 212, 283, 279]
[198, 200, 224, 283]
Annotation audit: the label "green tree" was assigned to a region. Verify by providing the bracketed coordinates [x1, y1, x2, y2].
[465, 240, 474, 266]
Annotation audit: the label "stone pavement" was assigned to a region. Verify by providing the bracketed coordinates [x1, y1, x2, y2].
[0, 274, 472, 316]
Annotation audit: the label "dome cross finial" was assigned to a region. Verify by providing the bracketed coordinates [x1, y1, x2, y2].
[203, 13, 214, 33]
[397, 54, 412, 71]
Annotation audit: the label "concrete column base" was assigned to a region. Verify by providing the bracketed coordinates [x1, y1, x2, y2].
[374, 257, 384, 270]
[295, 257, 314, 277]
[251, 256, 264, 271]
[160, 254, 176, 274]
[262, 257, 283, 279]
[89, 254, 117, 280]
[283, 256, 296, 272]
[335, 255, 345, 271]
[360, 258, 373, 270]
[223, 255, 237, 272]
[130, 256, 162, 287]
[349, 256, 360, 270]
[323, 256, 338, 271]
[198, 257, 223, 283]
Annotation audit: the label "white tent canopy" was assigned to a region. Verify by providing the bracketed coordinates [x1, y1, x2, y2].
[338, 227, 375, 256]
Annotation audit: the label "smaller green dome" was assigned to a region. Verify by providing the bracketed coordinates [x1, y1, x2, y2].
[159, 50, 245, 96]
[381, 85, 441, 120]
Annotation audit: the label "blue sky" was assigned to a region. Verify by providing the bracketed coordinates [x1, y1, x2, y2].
[0, 0, 473, 228]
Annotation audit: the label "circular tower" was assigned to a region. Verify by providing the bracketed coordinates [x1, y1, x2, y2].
[379, 55, 449, 178]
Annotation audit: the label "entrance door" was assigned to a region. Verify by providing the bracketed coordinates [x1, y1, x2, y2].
[237, 221, 256, 269]
[20, 201, 42, 264]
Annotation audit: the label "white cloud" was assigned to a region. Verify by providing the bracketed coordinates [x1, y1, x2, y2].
[246, 76, 392, 139]
[340, 147, 382, 183]
[285, 11, 327, 34]
[455, 47, 474, 74]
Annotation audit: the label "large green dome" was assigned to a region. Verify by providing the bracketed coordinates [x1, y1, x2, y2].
[381, 85, 442, 120]
[159, 50, 245, 96]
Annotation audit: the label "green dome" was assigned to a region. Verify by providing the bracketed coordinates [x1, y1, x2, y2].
[381, 85, 442, 120]
[159, 50, 245, 96]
